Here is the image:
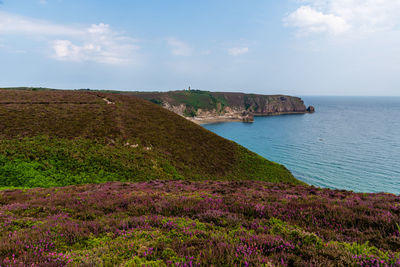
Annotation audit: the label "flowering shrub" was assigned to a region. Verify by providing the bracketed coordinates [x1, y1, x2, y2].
[0, 181, 399, 266]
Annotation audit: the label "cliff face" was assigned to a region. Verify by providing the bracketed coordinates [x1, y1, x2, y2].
[212, 92, 308, 115]
[131, 90, 314, 124]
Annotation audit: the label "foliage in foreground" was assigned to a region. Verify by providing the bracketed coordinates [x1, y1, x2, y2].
[0, 181, 399, 266]
[0, 136, 298, 188]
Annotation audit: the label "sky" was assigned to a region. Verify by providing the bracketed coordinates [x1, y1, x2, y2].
[1, 0, 400, 96]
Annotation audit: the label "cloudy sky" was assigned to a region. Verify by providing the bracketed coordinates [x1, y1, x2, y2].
[1, 0, 400, 95]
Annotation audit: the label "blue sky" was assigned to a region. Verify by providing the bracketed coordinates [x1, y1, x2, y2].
[1, 0, 400, 96]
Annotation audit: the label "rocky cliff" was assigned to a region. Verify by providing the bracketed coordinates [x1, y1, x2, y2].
[131, 90, 314, 124]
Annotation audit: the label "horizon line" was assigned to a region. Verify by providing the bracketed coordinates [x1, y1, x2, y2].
[1, 86, 400, 97]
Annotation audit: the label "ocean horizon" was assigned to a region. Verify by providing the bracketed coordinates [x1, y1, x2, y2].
[204, 96, 400, 195]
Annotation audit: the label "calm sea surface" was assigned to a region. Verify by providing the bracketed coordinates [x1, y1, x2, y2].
[203, 97, 400, 194]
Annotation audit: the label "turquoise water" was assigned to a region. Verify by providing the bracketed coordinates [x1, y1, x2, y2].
[203, 97, 400, 194]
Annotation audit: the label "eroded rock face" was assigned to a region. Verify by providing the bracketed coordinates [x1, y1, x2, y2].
[241, 111, 254, 123]
[307, 106, 315, 113]
[162, 102, 186, 116]
[133, 91, 314, 123]
[240, 95, 308, 115]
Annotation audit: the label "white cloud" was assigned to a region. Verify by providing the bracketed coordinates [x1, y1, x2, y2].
[286, 0, 400, 36]
[0, 11, 139, 64]
[228, 47, 249, 56]
[166, 38, 192, 56]
[52, 23, 139, 64]
[285, 6, 350, 35]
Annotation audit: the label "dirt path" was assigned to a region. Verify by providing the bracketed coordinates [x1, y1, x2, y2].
[102, 98, 115, 105]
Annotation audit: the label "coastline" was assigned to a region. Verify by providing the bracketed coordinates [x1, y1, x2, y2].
[132, 90, 315, 125]
[187, 111, 311, 125]
[188, 117, 246, 125]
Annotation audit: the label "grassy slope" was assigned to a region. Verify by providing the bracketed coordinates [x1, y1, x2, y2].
[131, 90, 229, 117]
[131, 90, 226, 109]
[0, 181, 399, 266]
[0, 89, 300, 187]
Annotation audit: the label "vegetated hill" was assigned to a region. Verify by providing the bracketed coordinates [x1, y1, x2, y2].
[1, 88, 399, 267]
[1, 181, 399, 266]
[0, 88, 300, 187]
[130, 90, 314, 123]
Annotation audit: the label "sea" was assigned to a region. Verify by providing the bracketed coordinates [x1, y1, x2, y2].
[203, 96, 400, 195]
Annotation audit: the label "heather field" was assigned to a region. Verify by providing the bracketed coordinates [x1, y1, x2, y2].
[0, 89, 399, 266]
[0, 181, 399, 266]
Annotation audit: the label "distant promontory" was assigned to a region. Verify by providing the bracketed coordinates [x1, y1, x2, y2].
[131, 90, 315, 124]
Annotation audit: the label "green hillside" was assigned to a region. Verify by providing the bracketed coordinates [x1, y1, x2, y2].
[0, 88, 300, 188]
[132, 90, 229, 116]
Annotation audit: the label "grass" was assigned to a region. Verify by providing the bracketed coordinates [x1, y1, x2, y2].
[0, 89, 300, 187]
[0, 136, 299, 188]
[131, 90, 229, 117]
[169, 90, 228, 112]
[0, 136, 183, 188]
[0, 181, 399, 266]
